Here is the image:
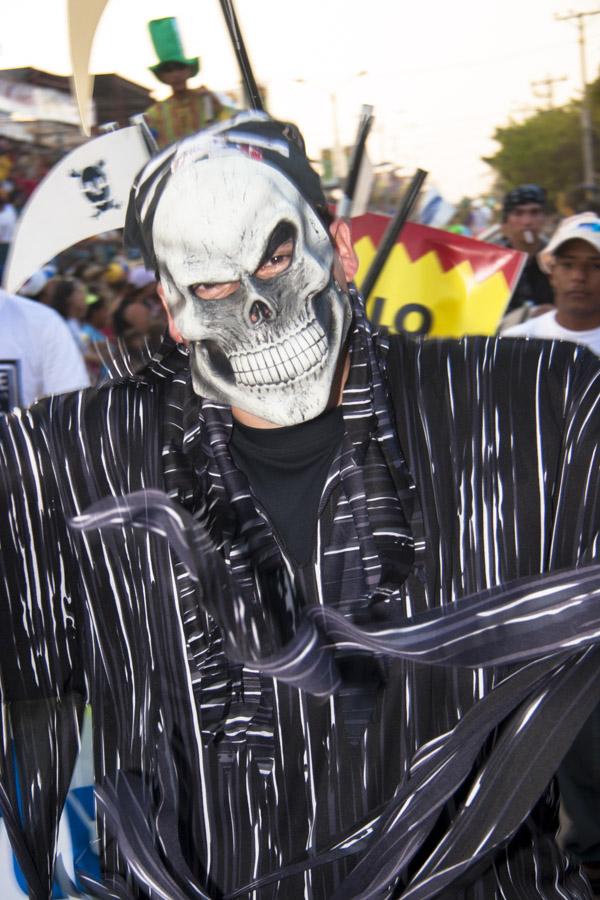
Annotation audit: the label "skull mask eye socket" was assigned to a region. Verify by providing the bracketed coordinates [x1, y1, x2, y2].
[254, 221, 296, 281]
[189, 221, 297, 302]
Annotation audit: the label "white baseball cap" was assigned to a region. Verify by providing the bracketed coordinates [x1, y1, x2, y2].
[539, 211, 600, 273]
[19, 265, 56, 297]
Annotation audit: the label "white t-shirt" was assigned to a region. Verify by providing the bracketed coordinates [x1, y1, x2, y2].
[0, 288, 90, 411]
[503, 310, 600, 356]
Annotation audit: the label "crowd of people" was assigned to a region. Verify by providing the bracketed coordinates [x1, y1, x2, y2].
[0, 238, 166, 411]
[25, 258, 166, 371]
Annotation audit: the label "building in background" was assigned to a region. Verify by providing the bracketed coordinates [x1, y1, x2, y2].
[0, 68, 153, 213]
[0, 68, 152, 152]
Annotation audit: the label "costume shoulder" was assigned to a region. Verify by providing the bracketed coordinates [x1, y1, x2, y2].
[385, 333, 600, 588]
[21, 372, 160, 451]
[0, 374, 165, 576]
[0, 373, 165, 683]
[386, 331, 599, 408]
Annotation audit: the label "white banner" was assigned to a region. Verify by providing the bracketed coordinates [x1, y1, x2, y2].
[67, 0, 110, 135]
[3, 125, 152, 294]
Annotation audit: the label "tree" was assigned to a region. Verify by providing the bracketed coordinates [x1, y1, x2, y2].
[484, 76, 600, 209]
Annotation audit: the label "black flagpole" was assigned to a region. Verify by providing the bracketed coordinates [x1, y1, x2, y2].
[217, 0, 264, 111]
[360, 168, 428, 303]
[337, 104, 374, 219]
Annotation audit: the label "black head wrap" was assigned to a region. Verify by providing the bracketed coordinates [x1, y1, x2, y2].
[124, 112, 328, 272]
[502, 184, 546, 221]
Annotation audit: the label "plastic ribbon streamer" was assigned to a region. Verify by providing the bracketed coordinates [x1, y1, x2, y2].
[69, 489, 600, 899]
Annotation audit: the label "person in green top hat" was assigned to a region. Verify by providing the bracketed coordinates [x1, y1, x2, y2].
[144, 17, 235, 149]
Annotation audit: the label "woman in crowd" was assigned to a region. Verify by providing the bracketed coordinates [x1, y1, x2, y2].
[48, 278, 108, 384]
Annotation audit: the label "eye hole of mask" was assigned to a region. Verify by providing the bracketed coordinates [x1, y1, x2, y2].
[189, 222, 297, 299]
[257, 221, 296, 270]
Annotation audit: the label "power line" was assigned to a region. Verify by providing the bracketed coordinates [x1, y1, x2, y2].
[531, 74, 568, 109]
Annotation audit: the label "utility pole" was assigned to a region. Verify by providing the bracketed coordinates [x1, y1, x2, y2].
[294, 71, 367, 182]
[556, 9, 600, 187]
[531, 74, 567, 109]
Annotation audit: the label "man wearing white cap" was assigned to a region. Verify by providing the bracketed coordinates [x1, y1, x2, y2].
[504, 212, 600, 354]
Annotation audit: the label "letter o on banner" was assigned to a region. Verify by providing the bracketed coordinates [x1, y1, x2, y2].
[394, 303, 433, 337]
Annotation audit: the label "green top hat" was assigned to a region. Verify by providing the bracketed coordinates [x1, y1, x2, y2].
[148, 17, 200, 79]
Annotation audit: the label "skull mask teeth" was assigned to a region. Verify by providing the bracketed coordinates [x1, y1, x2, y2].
[153, 155, 351, 425]
[229, 315, 327, 388]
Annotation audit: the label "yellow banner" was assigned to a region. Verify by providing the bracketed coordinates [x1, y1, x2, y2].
[352, 214, 526, 337]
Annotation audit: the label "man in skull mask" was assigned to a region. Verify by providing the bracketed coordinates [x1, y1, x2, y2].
[1, 112, 600, 899]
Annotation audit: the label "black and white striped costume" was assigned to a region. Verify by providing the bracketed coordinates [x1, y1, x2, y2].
[1, 291, 599, 898]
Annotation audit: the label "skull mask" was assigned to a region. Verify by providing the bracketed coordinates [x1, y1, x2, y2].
[153, 154, 352, 425]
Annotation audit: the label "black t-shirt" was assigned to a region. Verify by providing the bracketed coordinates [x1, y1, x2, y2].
[498, 237, 555, 311]
[508, 253, 554, 311]
[230, 406, 345, 566]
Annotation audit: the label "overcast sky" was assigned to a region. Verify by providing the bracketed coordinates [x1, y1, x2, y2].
[2, 0, 600, 201]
